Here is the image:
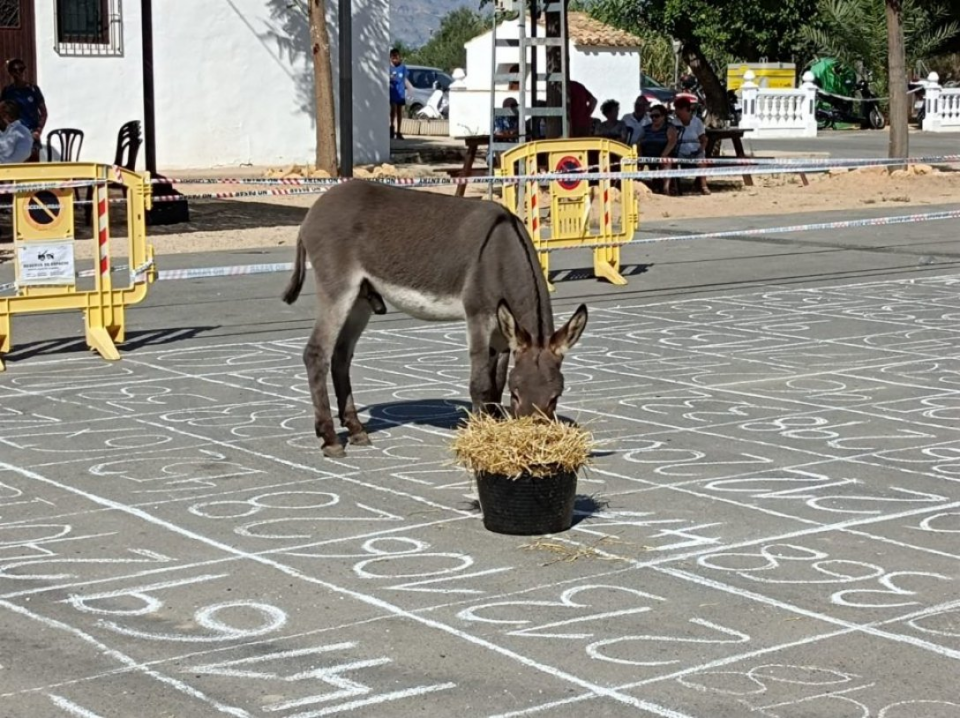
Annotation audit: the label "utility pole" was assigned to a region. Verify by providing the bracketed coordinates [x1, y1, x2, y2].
[886, 0, 909, 169]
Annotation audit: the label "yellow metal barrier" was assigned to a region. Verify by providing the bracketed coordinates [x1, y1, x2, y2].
[498, 138, 639, 291]
[0, 162, 156, 371]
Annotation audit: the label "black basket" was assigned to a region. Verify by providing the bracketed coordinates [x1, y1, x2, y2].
[475, 469, 578, 535]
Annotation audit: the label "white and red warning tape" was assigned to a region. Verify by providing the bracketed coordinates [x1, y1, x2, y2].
[2, 207, 958, 295]
[5, 152, 960, 207]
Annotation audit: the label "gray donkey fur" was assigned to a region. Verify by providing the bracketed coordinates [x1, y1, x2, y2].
[282, 180, 588, 457]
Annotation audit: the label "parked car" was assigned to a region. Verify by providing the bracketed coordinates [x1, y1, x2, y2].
[406, 65, 453, 117]
[638, 73, 677, 107]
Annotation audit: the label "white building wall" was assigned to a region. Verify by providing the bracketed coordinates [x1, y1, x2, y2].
[461, 20, 640, 122]
[569, 49, 641, 118]
[34, 1, 145, 166]
[35, 0, 388, 171]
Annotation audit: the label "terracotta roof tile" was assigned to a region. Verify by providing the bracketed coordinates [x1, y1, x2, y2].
[537, 12, 643, 49]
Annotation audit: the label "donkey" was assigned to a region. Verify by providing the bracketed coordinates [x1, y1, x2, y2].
[281, 180, 588, 457]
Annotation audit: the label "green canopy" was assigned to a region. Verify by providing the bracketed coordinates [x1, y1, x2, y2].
[806, 57, 856, 97]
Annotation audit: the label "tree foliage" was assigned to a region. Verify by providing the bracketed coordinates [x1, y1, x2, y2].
[593, 0, 822, 68]
[591, 0, 822, 122]
[395, 8, 490, 72]
[801, 0, 959, 93]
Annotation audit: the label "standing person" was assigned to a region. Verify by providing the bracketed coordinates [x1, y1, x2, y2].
[388, 48, 413, 140]
[1, 59, 46, 162]
[568, 79, 597, 137]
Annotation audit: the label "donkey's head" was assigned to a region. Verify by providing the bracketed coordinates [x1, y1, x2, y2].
[496, 300, 588, 419]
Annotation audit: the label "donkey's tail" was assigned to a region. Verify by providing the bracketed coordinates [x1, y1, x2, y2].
[281, 234, 307, 305]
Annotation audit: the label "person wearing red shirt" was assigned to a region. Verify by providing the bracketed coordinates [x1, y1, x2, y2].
[568, 80, 597, 137]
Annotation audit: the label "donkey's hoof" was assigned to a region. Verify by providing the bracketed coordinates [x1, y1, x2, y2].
[348, 431, 372, 446]
[322, 442, 346, 458]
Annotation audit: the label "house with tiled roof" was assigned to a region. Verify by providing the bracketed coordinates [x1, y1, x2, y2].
[451, 12, 644, 137]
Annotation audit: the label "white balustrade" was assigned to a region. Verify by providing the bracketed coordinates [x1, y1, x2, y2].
[921, 72, 960, 132]
[739, 70, 818, 139]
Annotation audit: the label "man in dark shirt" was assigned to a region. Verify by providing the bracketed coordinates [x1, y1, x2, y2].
[1, 59, 46, 161]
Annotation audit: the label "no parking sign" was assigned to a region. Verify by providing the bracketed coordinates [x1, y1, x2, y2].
[555, 155, 582, 190]
[14, 187, 75, 241]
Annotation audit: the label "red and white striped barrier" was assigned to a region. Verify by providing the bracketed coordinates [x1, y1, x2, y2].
[96, 191, 109, 282]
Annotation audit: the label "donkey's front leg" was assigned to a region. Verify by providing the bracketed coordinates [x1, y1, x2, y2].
[467, 325, 504, 416]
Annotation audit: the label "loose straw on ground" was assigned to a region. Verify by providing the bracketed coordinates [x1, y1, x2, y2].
[451, 411, 596, 479]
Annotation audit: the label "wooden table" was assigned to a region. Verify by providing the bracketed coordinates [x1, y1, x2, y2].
[705, 127, 755, 187]
[704, 127, 809, 187]
[453, 135, 490, 197]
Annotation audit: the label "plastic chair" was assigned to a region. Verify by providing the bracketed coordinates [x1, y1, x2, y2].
[84, 121, 142, 223]
[113, 120, 142, 170]
[46, 128, 84, 162]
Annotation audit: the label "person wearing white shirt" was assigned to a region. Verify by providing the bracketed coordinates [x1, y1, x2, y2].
[672, 96, 709, 194]
[621, 95, 651, 147]
[0, 100, 34, 164]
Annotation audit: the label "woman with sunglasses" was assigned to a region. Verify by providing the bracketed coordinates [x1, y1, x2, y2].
[636, 103, 679, 195]
[1, 59, 47, 162]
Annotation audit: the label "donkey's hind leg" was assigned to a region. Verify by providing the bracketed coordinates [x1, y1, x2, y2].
[332, 294, 374, 446]
[303, 291, 357, 458]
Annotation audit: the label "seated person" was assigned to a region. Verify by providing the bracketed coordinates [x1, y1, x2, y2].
[622, 94, 650, 146]
[672, 96, 710, 194]
[636, 103, 679, 195]
[594, 99, 628, 142]
[0, 100, 35, 164]
[493, 97, 520, 141]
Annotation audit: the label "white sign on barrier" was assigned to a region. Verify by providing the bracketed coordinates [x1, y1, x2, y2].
[16, 240, 75, 286]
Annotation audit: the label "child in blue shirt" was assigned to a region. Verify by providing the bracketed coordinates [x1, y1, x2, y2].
[389, 48, 412, 140]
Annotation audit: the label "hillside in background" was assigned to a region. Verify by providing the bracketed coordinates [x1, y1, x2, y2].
[391, 0, 482, 47]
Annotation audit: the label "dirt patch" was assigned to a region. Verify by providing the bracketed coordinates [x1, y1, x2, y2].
[2, 162, 958, 267]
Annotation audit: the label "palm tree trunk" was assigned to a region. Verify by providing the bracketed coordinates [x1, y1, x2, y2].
[310, 0, 340, 175]
[886, 0, 909, 168]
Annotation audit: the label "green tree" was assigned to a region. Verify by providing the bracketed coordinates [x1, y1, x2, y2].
[402, 8, 490, 72]
[801, 0, 959, 96]
[591, 0, 822, 124]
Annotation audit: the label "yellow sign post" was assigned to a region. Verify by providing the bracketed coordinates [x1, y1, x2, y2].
[498, 138, 638, 291]
[0, 162, 156, 371]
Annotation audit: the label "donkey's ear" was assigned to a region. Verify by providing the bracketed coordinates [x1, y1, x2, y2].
[497, 300, 531, 351]
[550, 303, 588, 357]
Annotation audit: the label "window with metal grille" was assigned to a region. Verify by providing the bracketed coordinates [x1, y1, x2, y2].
[55, 0, 123, 56]
[0, 0, 21, 29]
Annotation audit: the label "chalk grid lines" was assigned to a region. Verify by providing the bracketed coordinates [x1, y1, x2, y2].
[2, 273, 960, 716]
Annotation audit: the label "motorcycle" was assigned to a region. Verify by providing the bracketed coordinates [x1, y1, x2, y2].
[815, 73, 885, 130]
[675, 73, 706, 118]
[727, 89, 742, 126]
[909, 77, 927, 125]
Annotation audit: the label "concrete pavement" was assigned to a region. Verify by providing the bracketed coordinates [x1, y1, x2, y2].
[1, 201, 960, 716]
